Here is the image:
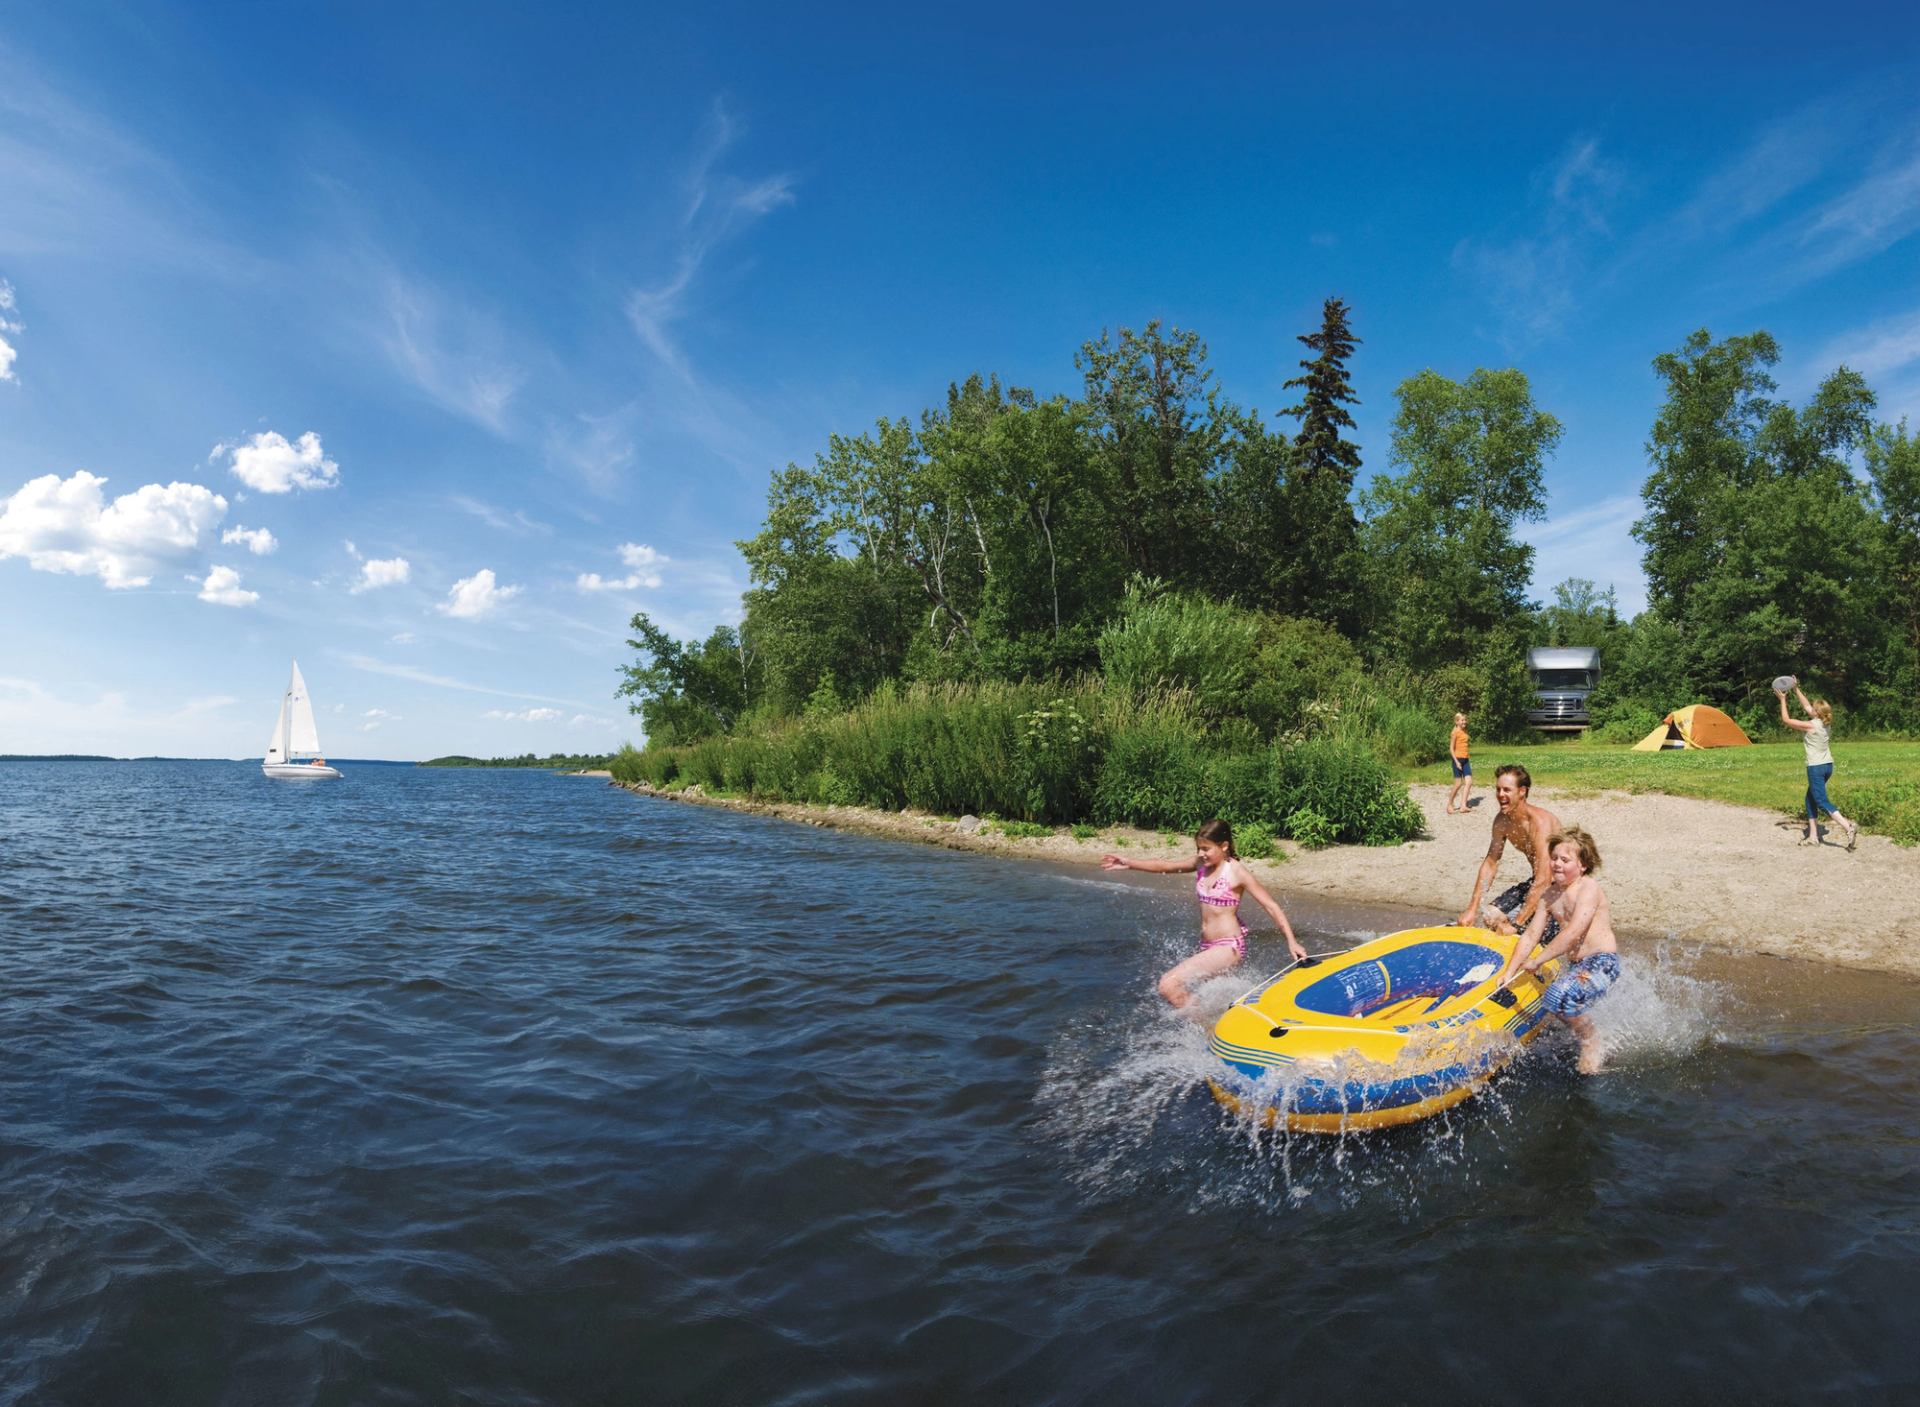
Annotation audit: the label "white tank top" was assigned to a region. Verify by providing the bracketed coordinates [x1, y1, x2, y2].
[1802, 721, 1832, 767]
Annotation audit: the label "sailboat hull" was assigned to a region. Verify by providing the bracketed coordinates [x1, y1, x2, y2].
[263, 762, 341, 779]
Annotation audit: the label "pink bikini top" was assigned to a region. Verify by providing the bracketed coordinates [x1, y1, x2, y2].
[1196, 861, 1240, 909]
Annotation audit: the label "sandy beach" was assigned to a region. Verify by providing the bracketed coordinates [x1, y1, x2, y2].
[614, 779, 1920, 979]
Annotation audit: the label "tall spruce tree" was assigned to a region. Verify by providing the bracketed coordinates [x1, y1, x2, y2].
[1278, 297, 1369, 633]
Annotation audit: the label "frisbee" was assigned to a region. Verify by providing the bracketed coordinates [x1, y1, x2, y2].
[1772, 674, 1797, 693]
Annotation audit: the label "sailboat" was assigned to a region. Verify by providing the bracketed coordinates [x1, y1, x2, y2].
[262, 660, 341, 779]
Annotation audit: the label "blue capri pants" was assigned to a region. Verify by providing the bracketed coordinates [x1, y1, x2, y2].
[1805, 763, 1838, 820]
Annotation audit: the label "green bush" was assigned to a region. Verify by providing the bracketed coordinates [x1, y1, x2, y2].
[1070, 822, 1099, 841]
[1096, 579, 1260, 717]
[996, 819, 1051, 839]
[1274, 738, 1424, 845]
[1232, 819, 1277, 858]
[1287, 806, 1337, 849]
[1849, 779, 1920, 846]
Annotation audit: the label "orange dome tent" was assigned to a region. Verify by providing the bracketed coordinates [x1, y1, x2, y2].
[1630, 704, 1753, 751]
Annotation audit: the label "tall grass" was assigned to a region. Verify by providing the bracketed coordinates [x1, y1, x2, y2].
[611, 678, 1425, 846]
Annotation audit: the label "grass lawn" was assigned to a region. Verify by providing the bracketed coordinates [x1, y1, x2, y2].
[1399, 739, 1920, 832]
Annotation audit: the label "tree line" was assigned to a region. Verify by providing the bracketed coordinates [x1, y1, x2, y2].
[621, 305, 1920, 747]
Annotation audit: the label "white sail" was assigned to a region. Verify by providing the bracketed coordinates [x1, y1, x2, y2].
[264, 695, 290, 764]
[286, 660, 322, 756]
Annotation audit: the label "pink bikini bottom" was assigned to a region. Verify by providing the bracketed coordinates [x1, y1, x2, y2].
[1200, 926, 1249, 959]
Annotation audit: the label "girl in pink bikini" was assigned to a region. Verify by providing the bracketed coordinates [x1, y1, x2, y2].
[1101, 818, 1306, 1008]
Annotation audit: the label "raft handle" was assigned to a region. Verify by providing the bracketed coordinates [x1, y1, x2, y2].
[1297, 957, 1322, 968]
[1268, 1025, 1289, 1038]
[1488, 988, 1518, 1009]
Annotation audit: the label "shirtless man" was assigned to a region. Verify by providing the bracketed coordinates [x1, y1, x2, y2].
[1455, 764, 1561, 942]
[1493, 826, 1620, 1074]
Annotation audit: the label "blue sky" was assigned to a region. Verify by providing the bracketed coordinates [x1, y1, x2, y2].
[3, 1, 1918, 758]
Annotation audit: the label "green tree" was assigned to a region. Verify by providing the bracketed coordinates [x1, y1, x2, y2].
[1360, 367, 1562, 670]
[617, 613, 758, 744]
[1076, 321, 1237, 587]
[1277, 296, 1370, 632]
[1865, 419, 1920, 724]
[1633, 330, 1885, 711]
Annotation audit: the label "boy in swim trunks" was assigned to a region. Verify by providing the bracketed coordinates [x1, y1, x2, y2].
[1493, 826, 1620, 1075]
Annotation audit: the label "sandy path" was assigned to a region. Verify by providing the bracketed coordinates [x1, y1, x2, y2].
[610, 780, 1920, 979]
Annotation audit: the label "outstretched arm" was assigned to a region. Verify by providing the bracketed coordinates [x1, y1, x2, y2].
[1100, 853, 1196, 874]
[1240, 869, 1307, 962]
[1496, 899, 1552, 987]
[1779, 690, 1813, 732]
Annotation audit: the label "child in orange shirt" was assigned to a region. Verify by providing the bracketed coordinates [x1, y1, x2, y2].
[1445, 712, 1472, 815]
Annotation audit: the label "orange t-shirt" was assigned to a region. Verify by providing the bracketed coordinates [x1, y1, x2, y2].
[1450, 727, 1469, 759]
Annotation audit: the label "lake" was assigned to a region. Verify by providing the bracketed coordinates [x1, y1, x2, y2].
[2, 761, 1916, 1402]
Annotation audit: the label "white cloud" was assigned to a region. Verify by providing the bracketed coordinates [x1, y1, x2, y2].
[577, 541, 668, 592]
[390, 631, 416, 645]
[1518, 492, 1648, 618]
[437, 567, 521, 619]
[197, 564, 258, 606]
[569, 712, 620, 730]
[225, 431, 339, 494]
[380, 272, 523, 433]
[484, 706, 563, 723]
[0, 470, 228, 588]
[221, 524, 277, 555]
[351, 555, 411, 593]
[0, 279, 21, 382]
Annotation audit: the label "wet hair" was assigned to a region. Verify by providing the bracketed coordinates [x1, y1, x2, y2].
[1196, 818, 1237, 857]
[1495, 763, 1532, 793]
[1548, 826, 1601, 875]
[1813, 700, 1833, 726]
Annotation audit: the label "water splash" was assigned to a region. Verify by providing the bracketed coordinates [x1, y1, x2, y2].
[1036, 940, 1731, 1212]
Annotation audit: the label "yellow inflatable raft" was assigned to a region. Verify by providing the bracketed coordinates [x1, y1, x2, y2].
[1208, 926, 1562, 1133]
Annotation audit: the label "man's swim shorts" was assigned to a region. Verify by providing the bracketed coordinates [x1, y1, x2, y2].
[1491, 880, 1560, 946]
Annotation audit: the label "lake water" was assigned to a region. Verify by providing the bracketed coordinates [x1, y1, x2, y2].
[2, 760, 1917, 1402]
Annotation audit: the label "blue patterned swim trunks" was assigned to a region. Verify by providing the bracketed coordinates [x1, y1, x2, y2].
[1542, 952, 1622, 1017]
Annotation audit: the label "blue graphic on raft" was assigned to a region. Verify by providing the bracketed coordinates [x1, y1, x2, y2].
[1294, 940, 1493, 1018]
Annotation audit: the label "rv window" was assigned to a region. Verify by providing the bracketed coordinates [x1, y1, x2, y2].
[1533, 669, 1593, 689]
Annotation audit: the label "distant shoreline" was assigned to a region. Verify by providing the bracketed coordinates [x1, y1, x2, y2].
[611, 778, 1920, 981]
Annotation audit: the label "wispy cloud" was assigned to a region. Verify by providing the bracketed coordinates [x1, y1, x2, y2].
[379, 270, 525, 433]
[1453, 136, 1626, 347]
[0, 45, 266, 278]
[338, 652, 591, 709]
[626, 99, 798, 376]
[1797, 133, 1920, 280]
[1814, 305, 1920, 383]
[483, 706, 563, 723]
[451, 495, 553, 536]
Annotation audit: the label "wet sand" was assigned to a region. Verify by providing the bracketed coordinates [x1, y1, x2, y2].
[614, 779, 1920, 979]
